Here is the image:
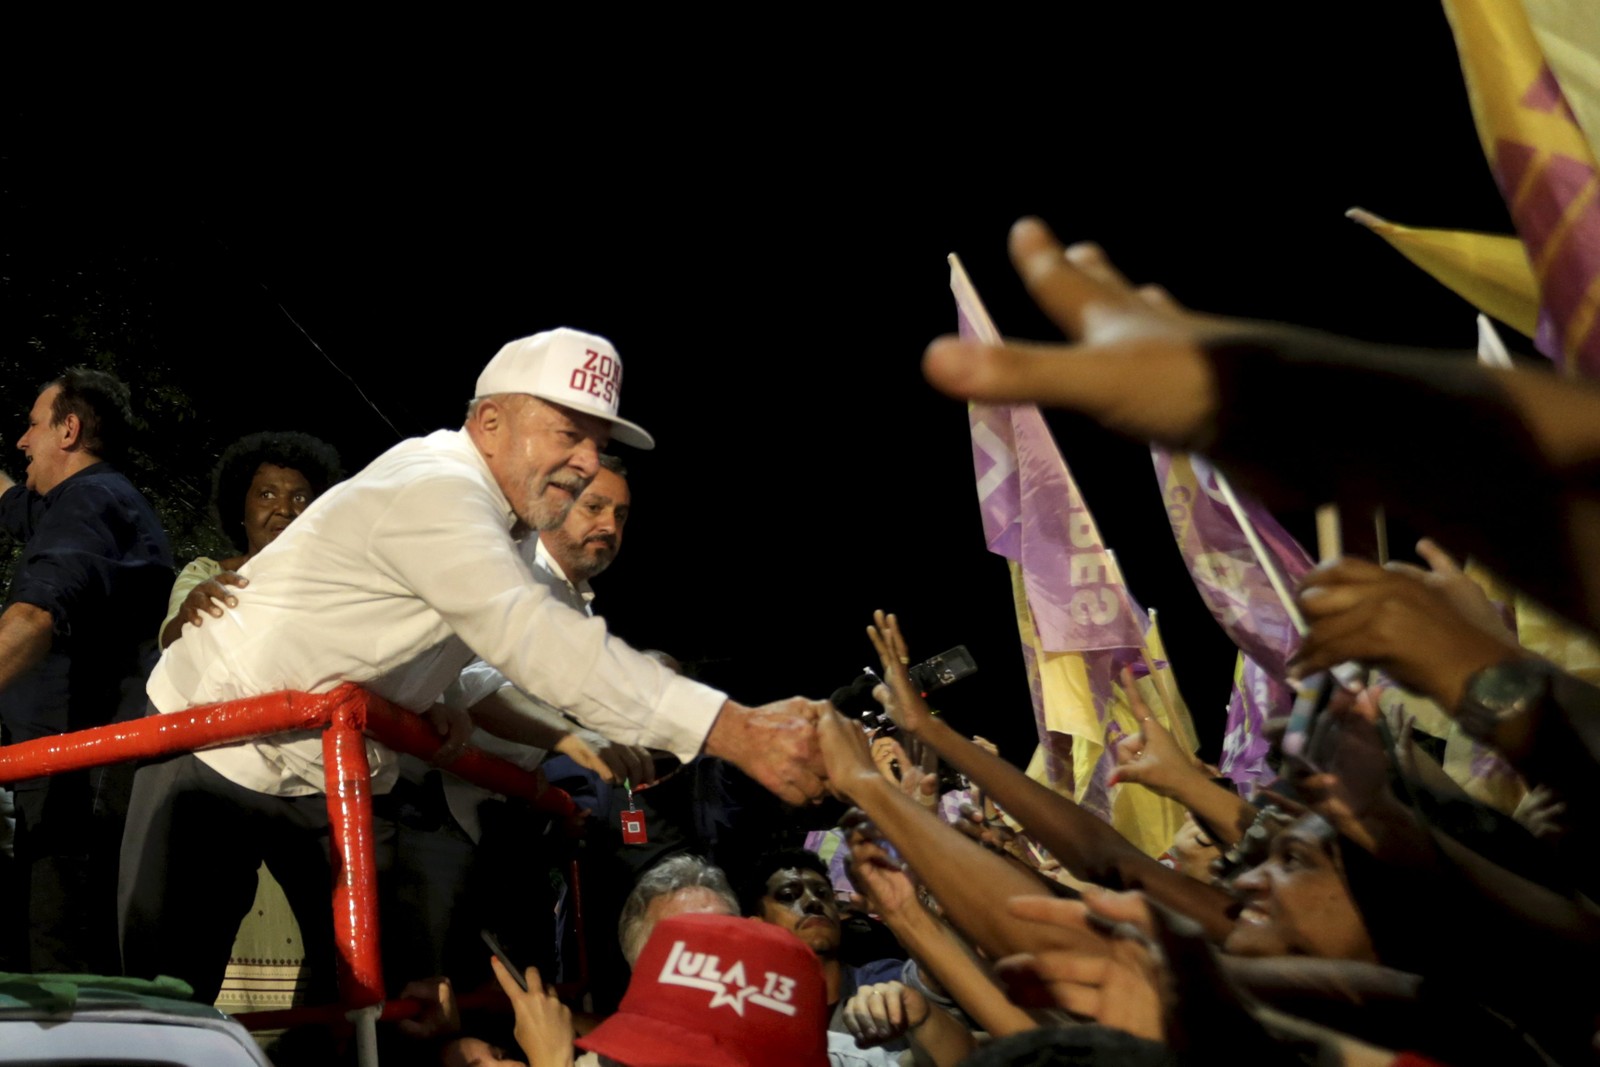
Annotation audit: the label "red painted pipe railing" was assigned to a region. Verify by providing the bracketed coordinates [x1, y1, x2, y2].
[0, 690, 330, 781]
[323, 689, 384, 1009]
[0, 682, 587, 1023]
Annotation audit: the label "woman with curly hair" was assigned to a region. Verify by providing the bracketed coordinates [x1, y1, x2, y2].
[158, 431, 342, 649]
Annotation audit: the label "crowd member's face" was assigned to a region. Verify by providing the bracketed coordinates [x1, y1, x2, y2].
[442, 1035, 524, 1067]
[243, 463, 315, 556]
[543, 465, 629, 583]
[17, 385, 72, 494]
[1223, 814, 1376, 961]
[477, 396, 607, 533]
[759, 867, 840, 956]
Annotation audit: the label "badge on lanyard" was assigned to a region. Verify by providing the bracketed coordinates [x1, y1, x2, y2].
[621, 779, 649, 844]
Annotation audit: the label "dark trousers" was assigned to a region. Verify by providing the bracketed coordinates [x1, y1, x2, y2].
[117, 752, 397, 1006]
[1, 766, 128, 974]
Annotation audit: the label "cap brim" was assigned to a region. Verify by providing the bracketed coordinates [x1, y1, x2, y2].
[575, 1011, 751, 1067]
[601, 413, 655, 451]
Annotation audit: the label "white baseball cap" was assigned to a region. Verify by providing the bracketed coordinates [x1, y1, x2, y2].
[475, 327, 656, 450]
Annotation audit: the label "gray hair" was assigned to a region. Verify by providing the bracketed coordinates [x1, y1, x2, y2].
[618, 854, 738, 965]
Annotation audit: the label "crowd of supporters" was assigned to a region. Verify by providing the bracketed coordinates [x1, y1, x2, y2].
[5, 215, 1600, 1067]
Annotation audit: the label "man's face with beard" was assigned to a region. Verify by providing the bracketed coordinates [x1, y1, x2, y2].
[474, 395, 609, 533]
[543, 464, 630, 584]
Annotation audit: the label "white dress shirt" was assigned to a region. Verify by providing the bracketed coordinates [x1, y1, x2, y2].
[439, 537, 593, 840]
[146, 429, 726, 797]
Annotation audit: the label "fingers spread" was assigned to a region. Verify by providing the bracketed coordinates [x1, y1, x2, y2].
[1009, 218, 1131, 339]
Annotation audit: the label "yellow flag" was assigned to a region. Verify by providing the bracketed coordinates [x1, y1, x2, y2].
[1442, 0, 1600, 375]
[1345, 208, 1539, 337]
[1014, 562, 1194, 859]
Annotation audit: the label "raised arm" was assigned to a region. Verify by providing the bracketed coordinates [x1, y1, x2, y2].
[846, 833, 1036, 1040]
[866, 613, 1236, 940]
[1110, 672, 1258, 846]
[923, 217, 1600, 633]
[818, 706, 1103, 961]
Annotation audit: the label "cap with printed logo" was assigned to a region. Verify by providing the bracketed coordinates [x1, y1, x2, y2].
[475, 327, 655, 450]
[576, 913, 828, 1067]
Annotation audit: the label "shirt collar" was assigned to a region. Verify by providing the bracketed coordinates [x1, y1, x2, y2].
[42, 460, 112, 501]
[531, 537, 596, 605]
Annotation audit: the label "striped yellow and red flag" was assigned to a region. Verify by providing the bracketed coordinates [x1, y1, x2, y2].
[1446, 0, 1600, 374]
[1352, 0, 1600, 376]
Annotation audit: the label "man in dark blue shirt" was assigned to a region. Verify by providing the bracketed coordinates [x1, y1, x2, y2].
[0, 368, 172, 973]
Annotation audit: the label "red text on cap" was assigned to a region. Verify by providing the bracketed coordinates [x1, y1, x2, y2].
[570, 348, 622, 404]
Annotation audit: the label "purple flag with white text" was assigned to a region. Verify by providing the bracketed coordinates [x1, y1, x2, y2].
[1153, 449, 1311, 785]
[955, 255, 1194, 856]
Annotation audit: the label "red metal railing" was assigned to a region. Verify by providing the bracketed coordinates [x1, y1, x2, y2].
[0, 683, 584, 1026]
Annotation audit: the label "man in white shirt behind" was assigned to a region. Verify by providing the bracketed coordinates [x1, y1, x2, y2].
[118, 327, 828, 1004]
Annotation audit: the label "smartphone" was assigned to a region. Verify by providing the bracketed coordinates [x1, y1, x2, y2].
[481, 928, 528, 991]
[908, 645, 978, 695]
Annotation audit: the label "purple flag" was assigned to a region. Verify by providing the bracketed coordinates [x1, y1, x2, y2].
[1152, 449, 1311, 679]
[1220, 653, 1287, 791]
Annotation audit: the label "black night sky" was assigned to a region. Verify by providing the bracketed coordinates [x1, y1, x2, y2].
[4, 8, 1517, 764]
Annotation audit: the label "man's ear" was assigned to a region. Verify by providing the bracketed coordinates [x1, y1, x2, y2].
[466, 397, 507, 458]
[57, 412, 82, 450]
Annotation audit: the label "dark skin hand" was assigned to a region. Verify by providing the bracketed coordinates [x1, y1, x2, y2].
[1292, 557, 1526, 711]
[159, 572, 249, 649]
[817, 705, 1103, 960]
[865, 611, 1237, 941]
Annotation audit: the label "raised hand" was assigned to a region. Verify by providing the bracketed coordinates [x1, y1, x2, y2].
[489, 958, 574, 1067]
[922, 218, 1227, 449]
[1110, 669, 1196, 797]
[998, 891, 1164, 1043]
[870, 733, 940, 809]
[865, 610, 935, 735]
[1386, 538, 1515, 640]
[844, 822, 920, 920]
[817, 707, 883, 803]
[1293, 556, 1526, 711]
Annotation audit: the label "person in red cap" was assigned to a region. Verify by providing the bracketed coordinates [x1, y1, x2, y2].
[492, 913, 830, 1067]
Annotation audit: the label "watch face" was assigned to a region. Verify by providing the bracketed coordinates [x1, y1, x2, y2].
[1468, 661, 1545, 716]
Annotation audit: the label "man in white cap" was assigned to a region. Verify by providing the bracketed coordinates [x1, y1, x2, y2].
[118, 327, 828, 1004]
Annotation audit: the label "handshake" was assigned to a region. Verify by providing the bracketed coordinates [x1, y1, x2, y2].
[702, 612, 939, 806]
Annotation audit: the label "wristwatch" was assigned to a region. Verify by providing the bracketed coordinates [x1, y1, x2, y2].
[1456, 659, 1551, 742]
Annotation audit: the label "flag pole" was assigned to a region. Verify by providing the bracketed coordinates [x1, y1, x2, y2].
[1105, 549, 1181, 720]
[1212, 469, 1308, 637]
[1315, 504, 1342, 563]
